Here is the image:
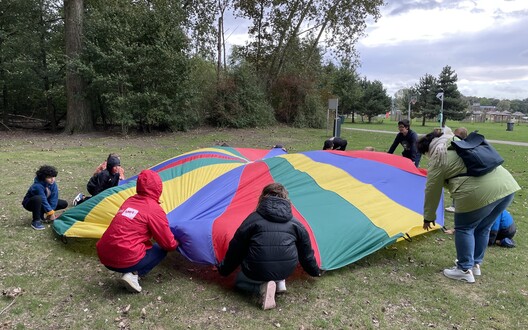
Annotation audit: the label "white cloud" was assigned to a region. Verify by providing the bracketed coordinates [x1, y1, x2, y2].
[357, 0, 528, 99]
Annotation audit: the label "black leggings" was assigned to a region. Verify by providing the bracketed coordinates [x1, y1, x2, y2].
[23, 195, 68, 222]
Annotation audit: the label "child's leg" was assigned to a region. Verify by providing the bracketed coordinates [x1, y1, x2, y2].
[103, 243, 168, 277]
[234, 271, 263, 294]
[23, 195, 44, 222]
[132, 244, 168, 277]
[56, 199, 68, 210]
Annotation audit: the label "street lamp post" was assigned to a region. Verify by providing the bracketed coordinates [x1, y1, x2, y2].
[408, 95, 416, 121]
[436, 89, 444, 128]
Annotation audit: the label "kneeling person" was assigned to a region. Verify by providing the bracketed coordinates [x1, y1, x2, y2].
[217, 183, 322, 310]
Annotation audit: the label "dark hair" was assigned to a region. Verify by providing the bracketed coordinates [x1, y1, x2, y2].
[258, 183, 289, 205]
[36, 165, 58, 181]
[323, 139, 333, 150]
[398, 119, 410, 129]
[417, 130, 444, 154]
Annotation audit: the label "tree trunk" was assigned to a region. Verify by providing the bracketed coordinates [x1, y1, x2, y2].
[275, 0, 313, 79]
[267, 0, 300, 85]
[39, 2, 56, 132]
[216, 14, 222, 81]
[64, 0, 92, 133]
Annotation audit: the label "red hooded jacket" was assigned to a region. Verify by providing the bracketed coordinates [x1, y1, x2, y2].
[96, 169, 178, 268]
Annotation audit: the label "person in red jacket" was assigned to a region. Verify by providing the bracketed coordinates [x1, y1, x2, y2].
[96, 169, 178, 293]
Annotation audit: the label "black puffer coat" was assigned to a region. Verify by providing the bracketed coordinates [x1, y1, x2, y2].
[218, 196, 320, 281]
[86, 158, 120, 196]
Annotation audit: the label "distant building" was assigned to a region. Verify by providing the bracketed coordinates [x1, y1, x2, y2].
[466, 103, 512, 123]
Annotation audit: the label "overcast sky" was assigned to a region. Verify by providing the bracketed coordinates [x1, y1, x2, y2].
[225, 0, 528, 100]
[356, 0, 528, 100]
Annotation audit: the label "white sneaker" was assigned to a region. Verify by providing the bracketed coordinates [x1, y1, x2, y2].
[472, 264, 481, 276]
[443, 267, 475, 283]
[259, 281, 276, 310]
[454, 259, 481, 276]
[121, 272, 142, 293]
[72, 193, 84, 206]
[445, 206, 456, 213]
[276, 279, 287, 293]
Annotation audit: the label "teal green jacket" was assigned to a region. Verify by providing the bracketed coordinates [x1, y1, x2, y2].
[423, 145, 520, 222]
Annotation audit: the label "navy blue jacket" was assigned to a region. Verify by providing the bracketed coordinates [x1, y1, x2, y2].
[388, 129, 419, 162]
[218, 196, 320, 281]
[22, 177, 58, 213]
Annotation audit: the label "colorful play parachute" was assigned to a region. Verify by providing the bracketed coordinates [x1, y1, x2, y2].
[53, 147, 444, 270]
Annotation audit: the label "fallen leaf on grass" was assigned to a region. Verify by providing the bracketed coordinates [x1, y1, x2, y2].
[2, 287, 23, 298]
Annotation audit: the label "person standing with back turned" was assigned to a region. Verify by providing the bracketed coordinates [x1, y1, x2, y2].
[418, 129, 520, 283]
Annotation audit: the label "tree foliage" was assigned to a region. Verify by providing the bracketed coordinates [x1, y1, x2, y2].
[437, 65, 467, 122]
[415, 73, 438, 126]
[6, 1, 521, 134]
[209, 62, 276, 128]
[330, 61, 362, 122]
[0, 0, 65, 130]
[82, 0, 193, 133]
[357, 78, 390, 123]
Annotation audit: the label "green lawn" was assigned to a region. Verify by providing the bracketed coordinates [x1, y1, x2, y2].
[0, 126, 526, 329]
[342, 117, 528, 143]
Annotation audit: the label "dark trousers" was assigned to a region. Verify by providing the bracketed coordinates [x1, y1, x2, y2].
[104, 243, 168, 277]
[23, 195, 68, 222]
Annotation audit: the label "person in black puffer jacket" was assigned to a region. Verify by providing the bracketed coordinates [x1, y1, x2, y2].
[217, 183, 322, 310]
[72, 155, 122, 206]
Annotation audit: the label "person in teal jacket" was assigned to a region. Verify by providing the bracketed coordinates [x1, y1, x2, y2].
[489, 210, 516, 247]
[417, 127, 520, 284]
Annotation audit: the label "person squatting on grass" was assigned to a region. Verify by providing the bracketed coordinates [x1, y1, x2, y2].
[488, 210, 517, 248]
[217, 183, 322, 310]
[22, 165, 68, 230]
[418, 127, 520, 283]
[94, 153, 125, 180]
[387, 119, 421, 167]
[96, 170, 178, 293]
[72, 154, 122, 206]
[444, 209, 517, 248]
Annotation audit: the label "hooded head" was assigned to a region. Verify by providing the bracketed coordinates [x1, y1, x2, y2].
[106, 155, 121, 172]
[136, 169, 163, 202]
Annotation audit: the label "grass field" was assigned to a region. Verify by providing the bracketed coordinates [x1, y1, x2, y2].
[0, 122, 526, 329]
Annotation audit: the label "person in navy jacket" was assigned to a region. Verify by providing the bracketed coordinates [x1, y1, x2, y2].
[22, 165, 68, 230]
[388, 119, 420, 166]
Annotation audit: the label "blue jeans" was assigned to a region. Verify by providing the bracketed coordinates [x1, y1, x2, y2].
[454, 193, 515, 270]
[104, 244, 167, 277]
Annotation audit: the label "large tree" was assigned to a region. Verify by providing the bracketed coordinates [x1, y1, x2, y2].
[415, 73, 438, 126]
[437, 65, 467, 123]
[357, 78, 390, 123]
[64, 0, 92, 133]
[234, 0, 383, 84]
[82, 0, 193, 133]
[0, 0, 64, 131]
[331, 61, 362, 123]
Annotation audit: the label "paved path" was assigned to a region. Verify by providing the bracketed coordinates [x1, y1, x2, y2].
[343, 127, 528, 147]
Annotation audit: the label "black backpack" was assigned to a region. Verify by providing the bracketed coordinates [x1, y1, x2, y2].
[450, 131, 504, 177]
